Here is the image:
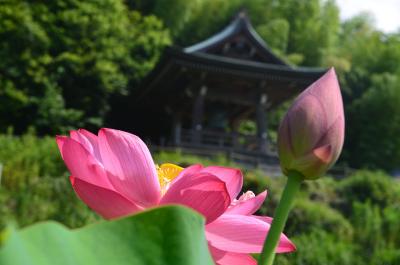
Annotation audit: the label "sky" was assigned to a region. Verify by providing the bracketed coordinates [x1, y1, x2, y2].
[336, 0, 400, 33]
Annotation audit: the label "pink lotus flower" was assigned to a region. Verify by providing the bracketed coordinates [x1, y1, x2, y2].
[56, 128, 295, 265]
[278, 68, 345, 180]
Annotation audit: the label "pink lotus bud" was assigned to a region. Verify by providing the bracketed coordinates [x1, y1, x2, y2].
[278, 68, 345, 180]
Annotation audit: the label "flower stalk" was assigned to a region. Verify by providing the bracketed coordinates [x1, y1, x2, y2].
[258, 171, 303, 265]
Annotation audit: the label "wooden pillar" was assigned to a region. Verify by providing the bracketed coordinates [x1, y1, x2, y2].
[192, 85, 207, 144]
[256, 93, 268, 153]
[172, 114, 182, 146]
[231, 119, 241, 149]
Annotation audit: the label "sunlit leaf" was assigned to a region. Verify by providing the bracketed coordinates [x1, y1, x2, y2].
[0, 205, 214, 265]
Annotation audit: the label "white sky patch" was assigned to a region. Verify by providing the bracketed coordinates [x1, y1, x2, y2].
[336, 0, 400, 33]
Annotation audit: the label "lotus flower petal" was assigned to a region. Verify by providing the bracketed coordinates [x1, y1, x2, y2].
[206, 214, 295, 253]
[303, 68, 344, 126]
[70, 176, 142, 219]
[56, 136, 66, 159]
[285, 94, 327, 156]
[169, 164, 204, 185]
[200, 166, 243, 201]
[226, 191, 267, 215]
[56, 136, 111, 189]
[253, 215, 273, 224]
[161, 172, 230, 223]
[70, 130, 94, 154]
[209, 245, 257, 265]
[98, 128, 160, 207]
[72, 129, 102, 162]
[315, 116, 345, 164]
[288, 144, 333, 179]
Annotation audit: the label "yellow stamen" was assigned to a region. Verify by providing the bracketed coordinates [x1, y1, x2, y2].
[156, 163, 183, 194]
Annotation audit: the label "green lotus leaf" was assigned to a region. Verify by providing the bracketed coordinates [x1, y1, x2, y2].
[0, 205, 214, 265]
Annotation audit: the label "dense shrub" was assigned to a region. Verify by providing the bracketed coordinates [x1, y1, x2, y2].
[0, 133, 97, 230]
[0, 176, 99, 230]
[348, 201, 400, 264]
[0, 131, 65, 188]
[350, 201, 384, 250]
[335, 170, 400, 214]
[302, 177, 338, 204]
[371, 248, 400, 265]
[275, 230, 359, 265]
[382, 204, 400, 247]
[286, 199, 353, 240]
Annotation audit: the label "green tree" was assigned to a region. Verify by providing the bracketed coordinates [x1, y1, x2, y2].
[176, 0, 241, 45]
[0, 0, 170, 134]
[345, 74, 400, 171]
[126, 0, 206, 39]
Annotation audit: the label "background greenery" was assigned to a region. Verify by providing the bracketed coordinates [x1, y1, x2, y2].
[0, 135, 399, 264]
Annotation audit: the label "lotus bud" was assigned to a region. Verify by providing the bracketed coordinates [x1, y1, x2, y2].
[278, 68, 345, 180]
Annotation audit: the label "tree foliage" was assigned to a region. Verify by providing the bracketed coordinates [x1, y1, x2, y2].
[0, 0, 170, 134]
[345, 74, 400, 171]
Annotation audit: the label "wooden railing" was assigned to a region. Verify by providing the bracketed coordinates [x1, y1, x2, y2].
[179, 129, 275, 153]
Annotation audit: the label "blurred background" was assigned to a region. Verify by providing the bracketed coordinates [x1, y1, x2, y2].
[0, 0, 399, 264]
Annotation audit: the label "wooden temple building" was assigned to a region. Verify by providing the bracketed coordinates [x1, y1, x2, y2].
[129, 12, 326, 169]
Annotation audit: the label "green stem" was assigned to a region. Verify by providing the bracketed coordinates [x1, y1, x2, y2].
[258, 171, 303, 265]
